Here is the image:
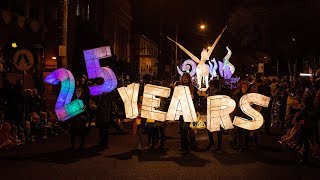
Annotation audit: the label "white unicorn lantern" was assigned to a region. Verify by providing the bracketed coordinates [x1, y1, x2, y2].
[169, 26, 227, 91]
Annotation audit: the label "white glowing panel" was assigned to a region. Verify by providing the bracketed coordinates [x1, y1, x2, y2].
[207, 95, 235, 132]
[299, 73, 312, 77]
[166, 86, 197, 122]
[141, 84, 171, 121]
[117, 83, 140, 119]
[233, 93, 270, 130]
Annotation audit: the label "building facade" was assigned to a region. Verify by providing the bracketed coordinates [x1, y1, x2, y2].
[0, 0, 59, 91]
[66, 0, 133, 76]
[136, 35, 159, 78]
[0, 0, 135, 105]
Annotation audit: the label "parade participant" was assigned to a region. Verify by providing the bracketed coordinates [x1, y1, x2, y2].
[132, 97, 145, 150]
[145, 118, 157, 150]
[206, 79, 225, 152]
[248, 85, 262, 146]
[179, 73, 197, 154]
[69, 86, 89, 150]
[233, 81, 250, 152]
[96, 90, 115, 149]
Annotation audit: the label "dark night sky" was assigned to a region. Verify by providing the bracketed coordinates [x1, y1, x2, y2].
[133, 0, 232, 43]
[133, 0, 320, 74]
[133, 0, 238, 61]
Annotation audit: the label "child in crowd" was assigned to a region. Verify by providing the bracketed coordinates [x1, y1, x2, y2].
[279, 114, 302, 150]
[30, 112, 41, 140]
[47, 111, 62, 136]
[24, 120, 32, 142]
[0, 122, 16, 150]
[10, 124, 23, 146]
[40, 112, 48, 139]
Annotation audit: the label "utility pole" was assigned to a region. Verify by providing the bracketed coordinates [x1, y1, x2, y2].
[277, 58, 279, 77]
[175, 25, 178, 81]
[58, 0, 68, 68]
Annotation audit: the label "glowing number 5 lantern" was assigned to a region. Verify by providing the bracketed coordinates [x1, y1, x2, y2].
[83, 46, 117, 96]
[44, 68, 85, 121]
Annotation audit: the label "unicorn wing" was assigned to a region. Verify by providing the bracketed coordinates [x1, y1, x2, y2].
[206, 26, 227, 60]
[167, 36, 200, 64]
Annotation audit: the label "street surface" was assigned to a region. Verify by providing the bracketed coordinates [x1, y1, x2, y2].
[0, 122, 319, 180]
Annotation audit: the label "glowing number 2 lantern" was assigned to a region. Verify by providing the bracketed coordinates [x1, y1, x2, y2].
[44, 68, 84, 121]
[83, 46, 117, 96]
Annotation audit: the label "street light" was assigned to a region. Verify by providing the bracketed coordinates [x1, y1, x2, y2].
[200, 24, 206, 30]
[11, 42, 17, 48]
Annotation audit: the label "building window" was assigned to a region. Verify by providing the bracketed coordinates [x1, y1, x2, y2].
[76, 0, 80, 16]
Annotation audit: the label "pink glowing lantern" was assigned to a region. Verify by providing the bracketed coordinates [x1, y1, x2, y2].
[83, 46, 117, 96]
[44, 68, 84, 121]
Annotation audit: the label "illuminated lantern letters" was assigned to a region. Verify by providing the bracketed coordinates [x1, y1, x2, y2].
[117, 83, 140, 119]
[207, 95, 235, 132]
[166, 86, 197, 122]
[233, 93, 271, 130]
[83, 46, 117, 96]
[141, 84, 171, 121]
[44, 68, 84, 121]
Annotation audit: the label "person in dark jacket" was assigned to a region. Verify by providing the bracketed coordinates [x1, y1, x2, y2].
[206, 79, 226, 152]
[69, 86, 89, 150]
[233, 81, 250, 152]
[95, 90, 115, 149]
[179, 73, 198, 154]
[295, 96, 317, 164]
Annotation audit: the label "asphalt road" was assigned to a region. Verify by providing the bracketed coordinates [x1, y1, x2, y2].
[0, 122, 319, 180]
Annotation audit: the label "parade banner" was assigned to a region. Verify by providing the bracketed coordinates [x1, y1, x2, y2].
[45, 46, 271, 130]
